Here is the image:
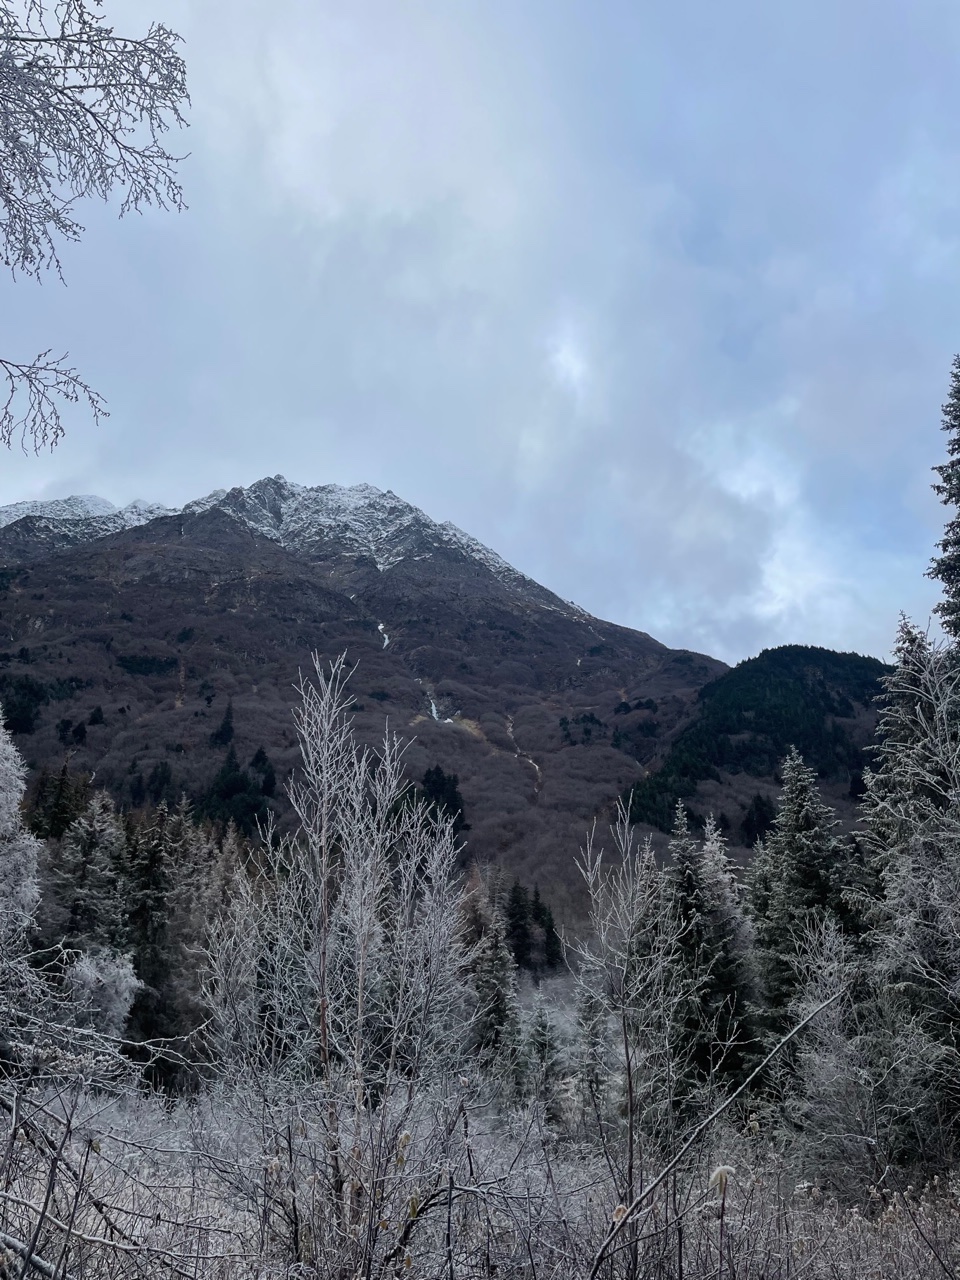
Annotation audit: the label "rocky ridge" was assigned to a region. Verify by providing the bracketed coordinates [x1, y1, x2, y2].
[0, 477, 582, 616]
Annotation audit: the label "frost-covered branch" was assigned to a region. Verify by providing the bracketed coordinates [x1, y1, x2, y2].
[0, 0, 188, 448]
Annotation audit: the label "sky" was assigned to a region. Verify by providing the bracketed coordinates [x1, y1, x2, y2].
[2, 0, 960, 664]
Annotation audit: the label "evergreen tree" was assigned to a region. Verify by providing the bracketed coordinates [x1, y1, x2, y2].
[748, 747, 841, 1021]
[28, 761, 90, 838]
[504, 880, 532, 969]
[249, 745, 277, 797]
[696, 815, 757, 1074]
[209, 700, 235, 748]
[421, 764, 468, 835]
[527, 989, 567, 1123]
[740, 792, 776, 846]
[861, 618, 945, 867]
[199, 747, 270, 835]
[668, 804, 755, 1081]
[123, 798, 219, 1065]
[57, 791, 126, 948]
[928, 354, 960, 637]
[470, 906, 525, 1092]
[530, 887, 563, 970]
[0, 710, 40, 943]
[124, 802, 175, 1042]
[859, 624, 960, 1156]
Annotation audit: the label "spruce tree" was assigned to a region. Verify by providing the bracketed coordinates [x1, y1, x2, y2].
[527, 989, 567, 1123]
[421, 765, 468, 835]
[530, 887, 563, 970]
[0, 712, 40, 942]
[748, 747, 841, 1021]
[124, 802, 175, 1043]
[929, 354, 960, 637]
[861, 618, 945, 864]
[470, 907, 526, 1092]
[860, 623, 960, 1155]
[505, 880, 532, 969]
[28, 761, 90, 839]
[58, 791, 126, 948]
[209, 700, 235, 748]
[669, 805, 755, 1080]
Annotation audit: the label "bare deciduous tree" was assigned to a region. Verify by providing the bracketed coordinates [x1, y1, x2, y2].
[0, 0, 188, 450]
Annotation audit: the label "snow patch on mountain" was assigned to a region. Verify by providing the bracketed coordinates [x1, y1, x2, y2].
[0, 475, 584, 616]
[438, 521, 539, 595]
[0, 494, 117, 528]
[0, 494, 176, 536]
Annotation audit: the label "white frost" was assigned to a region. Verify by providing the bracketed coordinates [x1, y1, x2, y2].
[0, 474, 590, 619]
[378, 623, 390, 649]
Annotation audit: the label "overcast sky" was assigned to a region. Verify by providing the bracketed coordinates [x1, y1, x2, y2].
[2, 0, 959, 663]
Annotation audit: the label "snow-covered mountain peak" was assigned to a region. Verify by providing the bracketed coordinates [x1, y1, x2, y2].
[0, 476, 579, 614]
[0, 494, 118, 529]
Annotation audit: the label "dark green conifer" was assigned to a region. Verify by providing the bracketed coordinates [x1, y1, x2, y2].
[421, 764, 468, 834]
[929, 354, 960, 637]
[505, 880, 532, 969]
[209, 700, 235, 748]
[58, 791, 126, 948]
[28, 761, 90, 838]
[748, 748, 840, 1020]
[531, 887, 563, 969]
[669, 804, 756, 1081]
[470, 906, 525, 1091]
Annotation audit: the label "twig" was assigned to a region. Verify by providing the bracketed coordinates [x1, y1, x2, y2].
[586, 991, 845, 1280]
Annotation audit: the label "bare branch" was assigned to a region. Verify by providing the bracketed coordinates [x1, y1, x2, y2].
[0, 349, 106, 450]
[0, 0, 188, 448]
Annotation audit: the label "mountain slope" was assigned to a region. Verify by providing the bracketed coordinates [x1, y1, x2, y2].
[0, 479, 725, 914]
[0, 477, 889, 911]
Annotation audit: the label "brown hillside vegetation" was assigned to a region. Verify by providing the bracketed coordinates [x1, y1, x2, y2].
[0, 481, 727, 915]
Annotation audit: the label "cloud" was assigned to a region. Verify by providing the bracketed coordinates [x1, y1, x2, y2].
[0, 0, 956, 662]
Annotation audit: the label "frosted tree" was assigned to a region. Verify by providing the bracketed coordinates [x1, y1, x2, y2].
[206, 658, 472, 1083]
[749, 747, 841, 1021]
[470, 903, 526, 1092]
[526, 987, 568, 1117]
[787, 920, 880, 1193]
[570, 806, 692, 1215]
[670, 806, 757, 1081]
[859, 624, 960, 1158]
[57, 790, 126, 947]
[201, 655, 483, 1271]
[0, 703, 43, 1038]
[0, 0, 188, 449]
[54, 791, 140, 1040]
[928, 354, 960, 637]
[61, 947, 140, 1038]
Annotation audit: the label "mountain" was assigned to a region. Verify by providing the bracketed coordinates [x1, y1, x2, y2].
[0, 476, 886, 912]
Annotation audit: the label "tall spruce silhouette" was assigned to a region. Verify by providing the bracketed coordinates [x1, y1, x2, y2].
[929, 354, 960, 637]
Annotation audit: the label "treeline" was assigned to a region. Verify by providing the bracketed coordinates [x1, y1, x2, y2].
[21, 754, 562, 1079]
